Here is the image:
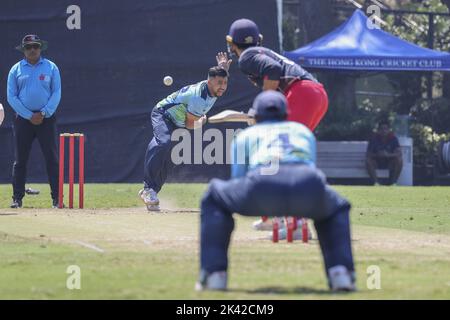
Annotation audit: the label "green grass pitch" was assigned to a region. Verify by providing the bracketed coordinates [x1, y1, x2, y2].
[0, 184, 449, 299]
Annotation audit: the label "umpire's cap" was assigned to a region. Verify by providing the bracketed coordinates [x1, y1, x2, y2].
[16, 34, 48, 52]
[226, 19, 263, 46]
[248, 90, 288, 122]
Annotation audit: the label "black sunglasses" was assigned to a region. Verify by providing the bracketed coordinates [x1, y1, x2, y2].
[24, 44, 41, 50]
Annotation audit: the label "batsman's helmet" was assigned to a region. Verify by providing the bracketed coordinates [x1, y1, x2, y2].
[248, 90, 288, 122]
[226, 19, 263, 46]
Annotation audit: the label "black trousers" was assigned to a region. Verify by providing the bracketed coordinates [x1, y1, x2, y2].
[12, 114, 59, 201]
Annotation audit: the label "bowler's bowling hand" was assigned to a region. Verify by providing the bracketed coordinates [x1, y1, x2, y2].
[193, 115, 207, 129]
[216, 52, 232, 72]
[30, 112, 44, 125]
[199, 115, 207, 126]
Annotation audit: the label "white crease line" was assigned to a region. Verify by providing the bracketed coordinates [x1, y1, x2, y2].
[73, 240, 105, 253]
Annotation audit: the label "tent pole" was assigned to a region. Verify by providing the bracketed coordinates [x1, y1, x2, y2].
[427, 13, 435, 99]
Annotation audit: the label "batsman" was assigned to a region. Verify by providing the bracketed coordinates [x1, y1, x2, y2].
[196, 91, 356, 292]
[220, 18, 328, 130]
[140, 66, 228, 211]
[218, 18, 330, 232]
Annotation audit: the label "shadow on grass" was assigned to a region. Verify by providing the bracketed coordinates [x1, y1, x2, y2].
[231, 286, 333, 295]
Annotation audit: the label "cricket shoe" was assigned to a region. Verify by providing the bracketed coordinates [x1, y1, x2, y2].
[146, 204, 160, 212]
[195, 270, 227, 291]
[52, 199, 64, 209]
[252, 218, 274, 231]
[138, 188, 160, 212]
[10, 198, 22, 209]
[253, 217, 287, 231]
[25, 187, 40, 195]
[328, 265, 356, 292]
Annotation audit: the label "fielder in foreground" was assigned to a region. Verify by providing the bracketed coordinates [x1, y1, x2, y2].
[196, 91, 355, 292]
[139, 66, 228, 211]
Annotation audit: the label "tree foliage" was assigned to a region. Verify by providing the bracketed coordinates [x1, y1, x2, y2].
[382, 0, 450, 167]
[283, 0, 450, 172]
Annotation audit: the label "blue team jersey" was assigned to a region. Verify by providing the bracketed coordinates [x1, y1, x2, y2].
[231, 121, 316, 178]
[155, 80, 217, 128]
[238, 47, 317, 92]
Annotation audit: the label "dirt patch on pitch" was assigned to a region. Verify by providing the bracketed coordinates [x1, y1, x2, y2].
[351, 225, 450, 259]
[1, 207, 449, 257]
[0, 206, 199, 216]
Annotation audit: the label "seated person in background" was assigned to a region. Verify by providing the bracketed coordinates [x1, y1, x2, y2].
[366, 120, 403, 185]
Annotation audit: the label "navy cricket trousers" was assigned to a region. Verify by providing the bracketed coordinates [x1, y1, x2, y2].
[144, 108, 177, 193]
[12, 114, 59, 201]
[200, 164, 354, 279]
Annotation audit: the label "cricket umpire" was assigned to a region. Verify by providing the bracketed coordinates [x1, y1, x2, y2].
[196, 91, 355, 292]
[7, 35, 61, 208]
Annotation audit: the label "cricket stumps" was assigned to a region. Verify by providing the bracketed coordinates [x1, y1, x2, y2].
[270, 216, 309, 243]
[58, 133, 85, 209]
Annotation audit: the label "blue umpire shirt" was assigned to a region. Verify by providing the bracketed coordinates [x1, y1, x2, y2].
[7, 57, 61, 120]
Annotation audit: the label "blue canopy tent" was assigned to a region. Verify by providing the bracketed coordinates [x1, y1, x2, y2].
[284, 9, 450, 72]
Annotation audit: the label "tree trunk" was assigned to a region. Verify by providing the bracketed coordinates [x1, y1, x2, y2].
[441, 0, 450, 100]
[298, 0, 358, 118]
[297, 0, 335, 42]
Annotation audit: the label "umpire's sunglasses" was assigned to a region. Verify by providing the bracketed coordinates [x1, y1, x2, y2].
[24, 44, 41, 50]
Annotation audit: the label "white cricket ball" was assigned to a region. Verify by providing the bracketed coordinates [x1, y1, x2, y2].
[163, 76, 173, 86]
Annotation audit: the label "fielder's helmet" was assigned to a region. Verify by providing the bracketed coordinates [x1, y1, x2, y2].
[248, 90, 288, 122]
[226, 18, 263, 46]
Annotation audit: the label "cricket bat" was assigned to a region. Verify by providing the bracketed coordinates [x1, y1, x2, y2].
[208, 110, 252, 123]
